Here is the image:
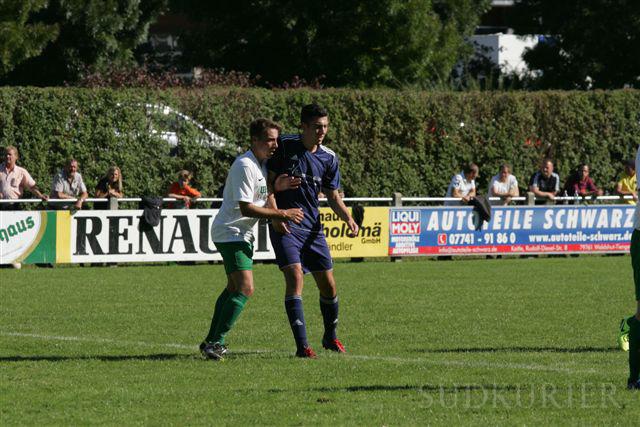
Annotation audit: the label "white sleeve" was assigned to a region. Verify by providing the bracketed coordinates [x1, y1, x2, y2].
[509, 175, 518, 190]
[452, 175, 463, 190]
[489, 177, 498, 195]
[52, 173, 64, 193]
[230, 163, 255, 203]
[78, 174, 87, 193]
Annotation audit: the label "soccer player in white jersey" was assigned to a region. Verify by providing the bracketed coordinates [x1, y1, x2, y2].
[200, 118, 304, 361]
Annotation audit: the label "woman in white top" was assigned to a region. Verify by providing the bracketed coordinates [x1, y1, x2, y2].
[488, 164, 519, 205]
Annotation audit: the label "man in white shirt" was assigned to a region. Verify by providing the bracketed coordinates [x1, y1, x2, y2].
[488, 163, 519, 205]
[200, 118, 304, 361]
[50, 158, 88, 210]
[445, 162, 479, 206]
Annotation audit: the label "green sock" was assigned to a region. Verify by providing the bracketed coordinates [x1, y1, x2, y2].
[211, 292, 249, 345]
[204, 288, 230, 344]
[630, 316, 640, 381]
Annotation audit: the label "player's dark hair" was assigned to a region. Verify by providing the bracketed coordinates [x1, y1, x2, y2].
[463, 162, 479, 175]
[249, 118, 281, 140]
[300, 104, 328, 124]
[624, 159, 635, 170]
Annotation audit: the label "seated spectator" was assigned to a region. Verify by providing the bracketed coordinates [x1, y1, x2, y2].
[445, 162, 478, 206]
[615, 159, 637, 205]
[168, 170, 201, 208]
[0, 145, 48, 210]
[50, 158, 88, 211]
[488, 163, 519, 205]
[529, 158, 560, 205]
[563, 163, 603, 200]
[94, 166, 124, 210]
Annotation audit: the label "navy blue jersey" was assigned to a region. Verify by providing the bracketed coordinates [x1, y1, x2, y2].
[267, 134, 340, 232]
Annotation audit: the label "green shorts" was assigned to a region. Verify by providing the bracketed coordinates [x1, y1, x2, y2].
[630, 229, 640, 301]
[215, 241, 254, 275]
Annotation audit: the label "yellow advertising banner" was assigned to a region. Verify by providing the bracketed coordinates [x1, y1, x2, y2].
[319, 206, 389, 258]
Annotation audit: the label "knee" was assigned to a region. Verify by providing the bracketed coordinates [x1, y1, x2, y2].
[284, 267, 304, 294]
[239, 282, 254, 297]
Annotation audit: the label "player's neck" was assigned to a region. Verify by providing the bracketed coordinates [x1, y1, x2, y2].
[301, 135, 318, 152]
[250, 147, 268, 163]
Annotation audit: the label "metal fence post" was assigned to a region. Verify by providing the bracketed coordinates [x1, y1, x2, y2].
[526, 191, 535, 206]
[391, 192, 402, 262]
[393, 192, 403, 207]
[108, 197, 119, 210]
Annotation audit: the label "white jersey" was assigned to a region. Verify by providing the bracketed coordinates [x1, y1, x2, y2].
[212, 150, 269, 243]
[488, 174, 518, 205]
[445, 172, 475, 206]
[634, 146, 640, 230]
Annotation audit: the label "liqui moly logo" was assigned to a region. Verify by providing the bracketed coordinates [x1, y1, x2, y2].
[391, 210, 420, 235]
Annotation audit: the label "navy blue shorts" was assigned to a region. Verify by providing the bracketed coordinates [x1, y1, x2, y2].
[269, 225, 333, 273]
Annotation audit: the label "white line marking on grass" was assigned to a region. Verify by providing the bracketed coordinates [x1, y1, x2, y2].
[1, 331, 195, 350]
[1, 331, 595, 374]
[344, 354, 597, 375]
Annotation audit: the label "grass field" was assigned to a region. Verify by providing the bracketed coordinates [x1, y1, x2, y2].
[1, 256, 639, 425]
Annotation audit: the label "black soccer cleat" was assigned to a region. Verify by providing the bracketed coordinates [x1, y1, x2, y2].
[322, 338, 346, 353]
[199, 342, 227, 361]
[628, 378, 640, 390]
[295, 346, 317, 359]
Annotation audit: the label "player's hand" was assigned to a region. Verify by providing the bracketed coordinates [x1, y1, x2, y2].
[346, 218, 359, 238]
[548, 193, 556, 201]
[272, 219, 290, 234]
[283, 208, 304, 224]
[274, 174, 302, 192]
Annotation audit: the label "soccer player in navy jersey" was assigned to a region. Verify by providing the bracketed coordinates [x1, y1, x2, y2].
[266, 104, 359, 358]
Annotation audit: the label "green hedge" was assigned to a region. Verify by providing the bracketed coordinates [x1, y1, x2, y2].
[1, 87, 639, 201]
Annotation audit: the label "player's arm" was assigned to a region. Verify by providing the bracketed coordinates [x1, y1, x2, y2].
[267, 170, 291, 233]
[324, 188, 358, 237]
[529, 183, 554, 200]
[239, 202, 303, 223]
[28, 184, 48, 201]
[616, 180, 638, 200]
[508, 181, 519, 197]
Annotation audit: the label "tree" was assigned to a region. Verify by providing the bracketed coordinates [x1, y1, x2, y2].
[175, 0, 490, 87]
[2, 0, 168, 86]
[0, 0, 58, 77]
[512, 0, 640, 89]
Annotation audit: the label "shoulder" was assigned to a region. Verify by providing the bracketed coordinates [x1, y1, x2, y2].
[552, 172, 560, 180]
[231, 154, 258, 177]
[318, 144, 337, 158]
[490, 175, 499, 183]
[278, 134, 302, 149]
[280, 133, 301, 142]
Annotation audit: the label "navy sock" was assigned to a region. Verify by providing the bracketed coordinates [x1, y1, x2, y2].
[285, 295, 308, 351]
[319, 295, 339, 341]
